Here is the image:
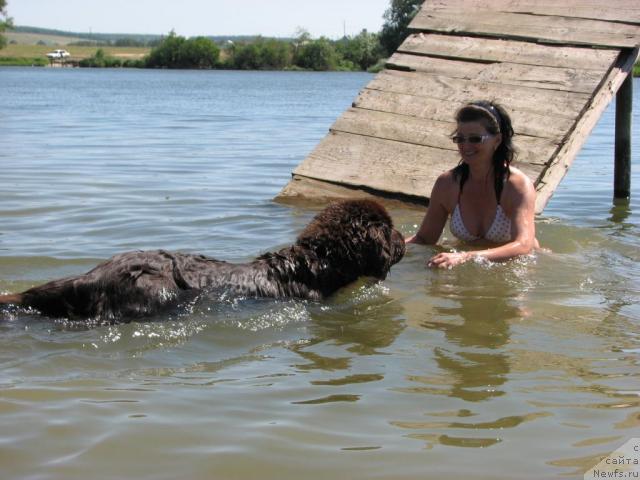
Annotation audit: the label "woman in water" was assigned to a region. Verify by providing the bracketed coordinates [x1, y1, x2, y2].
[406, 100, 539, 268]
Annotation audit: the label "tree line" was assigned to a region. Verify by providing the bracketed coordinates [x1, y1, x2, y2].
[78, 28, 392, 72]
[1, 0, 424, 71]
[79, 0, 423, 71]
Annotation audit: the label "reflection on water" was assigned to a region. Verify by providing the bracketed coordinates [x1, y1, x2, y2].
[0, 69, 639, 479]
[286, 283, 405, 400]
[425, 294, 513, 403]
[609, 199, 633, 227]
[392, 263, 526, 449]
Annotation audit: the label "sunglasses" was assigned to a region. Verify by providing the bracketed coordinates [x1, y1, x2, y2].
[451, 134, 493, 144]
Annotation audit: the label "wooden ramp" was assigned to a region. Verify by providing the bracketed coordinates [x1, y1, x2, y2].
[277, 0, 640, 213]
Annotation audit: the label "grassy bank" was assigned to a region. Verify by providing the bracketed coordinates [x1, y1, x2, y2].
[0, 43, 149, 64]
[0, 56, 47, 66]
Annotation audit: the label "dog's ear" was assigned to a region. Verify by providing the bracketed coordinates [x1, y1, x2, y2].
[363, 223, 393, 279]
[390, 229, 406, 265]
[363, 224, 406, 279]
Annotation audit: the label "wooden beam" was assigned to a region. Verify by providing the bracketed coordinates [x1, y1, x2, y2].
[398, 33, 619, 71]
[425, 0, 640, 25]
[293, 131, 460, 196]
[615, 73, 633, 199]
[410, 8, 640, 48]
[535, 47, 640, 212]
[330, 107, 557, 166]
[367, 70, 590, 118]
[277, 175, 429, 208]
[353, 88, 574, 139]
[387, 52, 603, 93]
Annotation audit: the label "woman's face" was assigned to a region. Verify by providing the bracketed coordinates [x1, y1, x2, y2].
[455, 120, 502, 166]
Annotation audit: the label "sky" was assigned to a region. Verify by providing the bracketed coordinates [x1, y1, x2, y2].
[8, 0, 391, 38]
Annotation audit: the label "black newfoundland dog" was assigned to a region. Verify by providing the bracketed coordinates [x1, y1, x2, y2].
[0, 199, 405, 322]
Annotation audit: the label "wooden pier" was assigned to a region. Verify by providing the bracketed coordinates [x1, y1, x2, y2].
[277, 1, 640, 212]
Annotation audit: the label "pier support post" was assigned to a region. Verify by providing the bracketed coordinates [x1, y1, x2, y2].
[614, 73, 633, 200]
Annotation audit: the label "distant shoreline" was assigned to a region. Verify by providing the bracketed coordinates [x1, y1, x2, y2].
[3, 26, 639, 76]
[2, 59, 635, 77]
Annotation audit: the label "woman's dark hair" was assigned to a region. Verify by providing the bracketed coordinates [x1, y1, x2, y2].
[452, 101, 516, 202]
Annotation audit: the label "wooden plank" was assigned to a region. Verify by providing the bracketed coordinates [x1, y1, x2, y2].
[387, 52, 603, 93]
[293, 131, 459, 196]
[366, 70, 590, 119]
[354, 89, 575, 139]
[331, 108, 558, 166]
[277, 175, 429, 208]
[332, 108, 456, 151]
[398, 33, 619, 71]
[410, 8, 640, 48]
[292, 131, 544, 198]
[355, 88, 459, 124]
[535, 47, 640, 212]
[426, 0, 640, 25]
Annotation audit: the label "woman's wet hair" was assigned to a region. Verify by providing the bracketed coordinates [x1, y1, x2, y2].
[452, 101, 516, 202]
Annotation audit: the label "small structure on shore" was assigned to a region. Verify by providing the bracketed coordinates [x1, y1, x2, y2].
[47, 59, 78, 67]
[277, 0, 640, 212]
[46, 49, 78, 67]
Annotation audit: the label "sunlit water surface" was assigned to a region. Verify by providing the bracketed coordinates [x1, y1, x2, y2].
[0, 68, 639, 479]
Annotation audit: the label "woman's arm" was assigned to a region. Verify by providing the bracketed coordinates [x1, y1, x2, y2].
[428, 172, 537, 268]
[406, 174, 452, 245]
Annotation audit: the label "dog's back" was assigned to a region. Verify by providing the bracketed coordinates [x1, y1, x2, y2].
[1, 200, 405, 322]
[14, 250, 230, 320]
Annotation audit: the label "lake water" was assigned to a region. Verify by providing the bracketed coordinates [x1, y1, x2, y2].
[0, 68, 638, 480]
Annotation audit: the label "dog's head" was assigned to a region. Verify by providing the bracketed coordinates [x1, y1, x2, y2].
[295, 199, 405, 282]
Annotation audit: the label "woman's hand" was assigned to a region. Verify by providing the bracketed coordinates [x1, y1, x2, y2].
[427, 251, 473, 269]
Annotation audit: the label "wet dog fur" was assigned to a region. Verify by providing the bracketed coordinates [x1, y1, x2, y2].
[0, 199, 405, 322]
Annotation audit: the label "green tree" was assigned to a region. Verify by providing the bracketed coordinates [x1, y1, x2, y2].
[231, 38, 291, 70]
[145, 31, 185, 67]
[0, 0, 13, 50]
[379, 0, 423, 55]
[79, 48, 106, 67]
[291, 27, 311, 61]
[258, 38, 291, 69]
[178, 36, 220, 68]
[336, 29, 384, 70]
[294, 37, 338, 71]
[232, 41, 261, 69]
[145, 31, 220, 69]
[78, 48, 123, 68]
[293, 27, 311, 44]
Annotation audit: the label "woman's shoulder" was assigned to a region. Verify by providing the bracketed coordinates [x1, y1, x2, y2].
[503, 166, 536, 208]
[506, 166, 535, 191]
[432, 169, 460, 196]
[435, 169, 459, 187]
[430, 169, 459, 211]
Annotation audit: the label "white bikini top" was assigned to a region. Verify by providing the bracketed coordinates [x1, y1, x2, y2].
[449, 204, 512, 243]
